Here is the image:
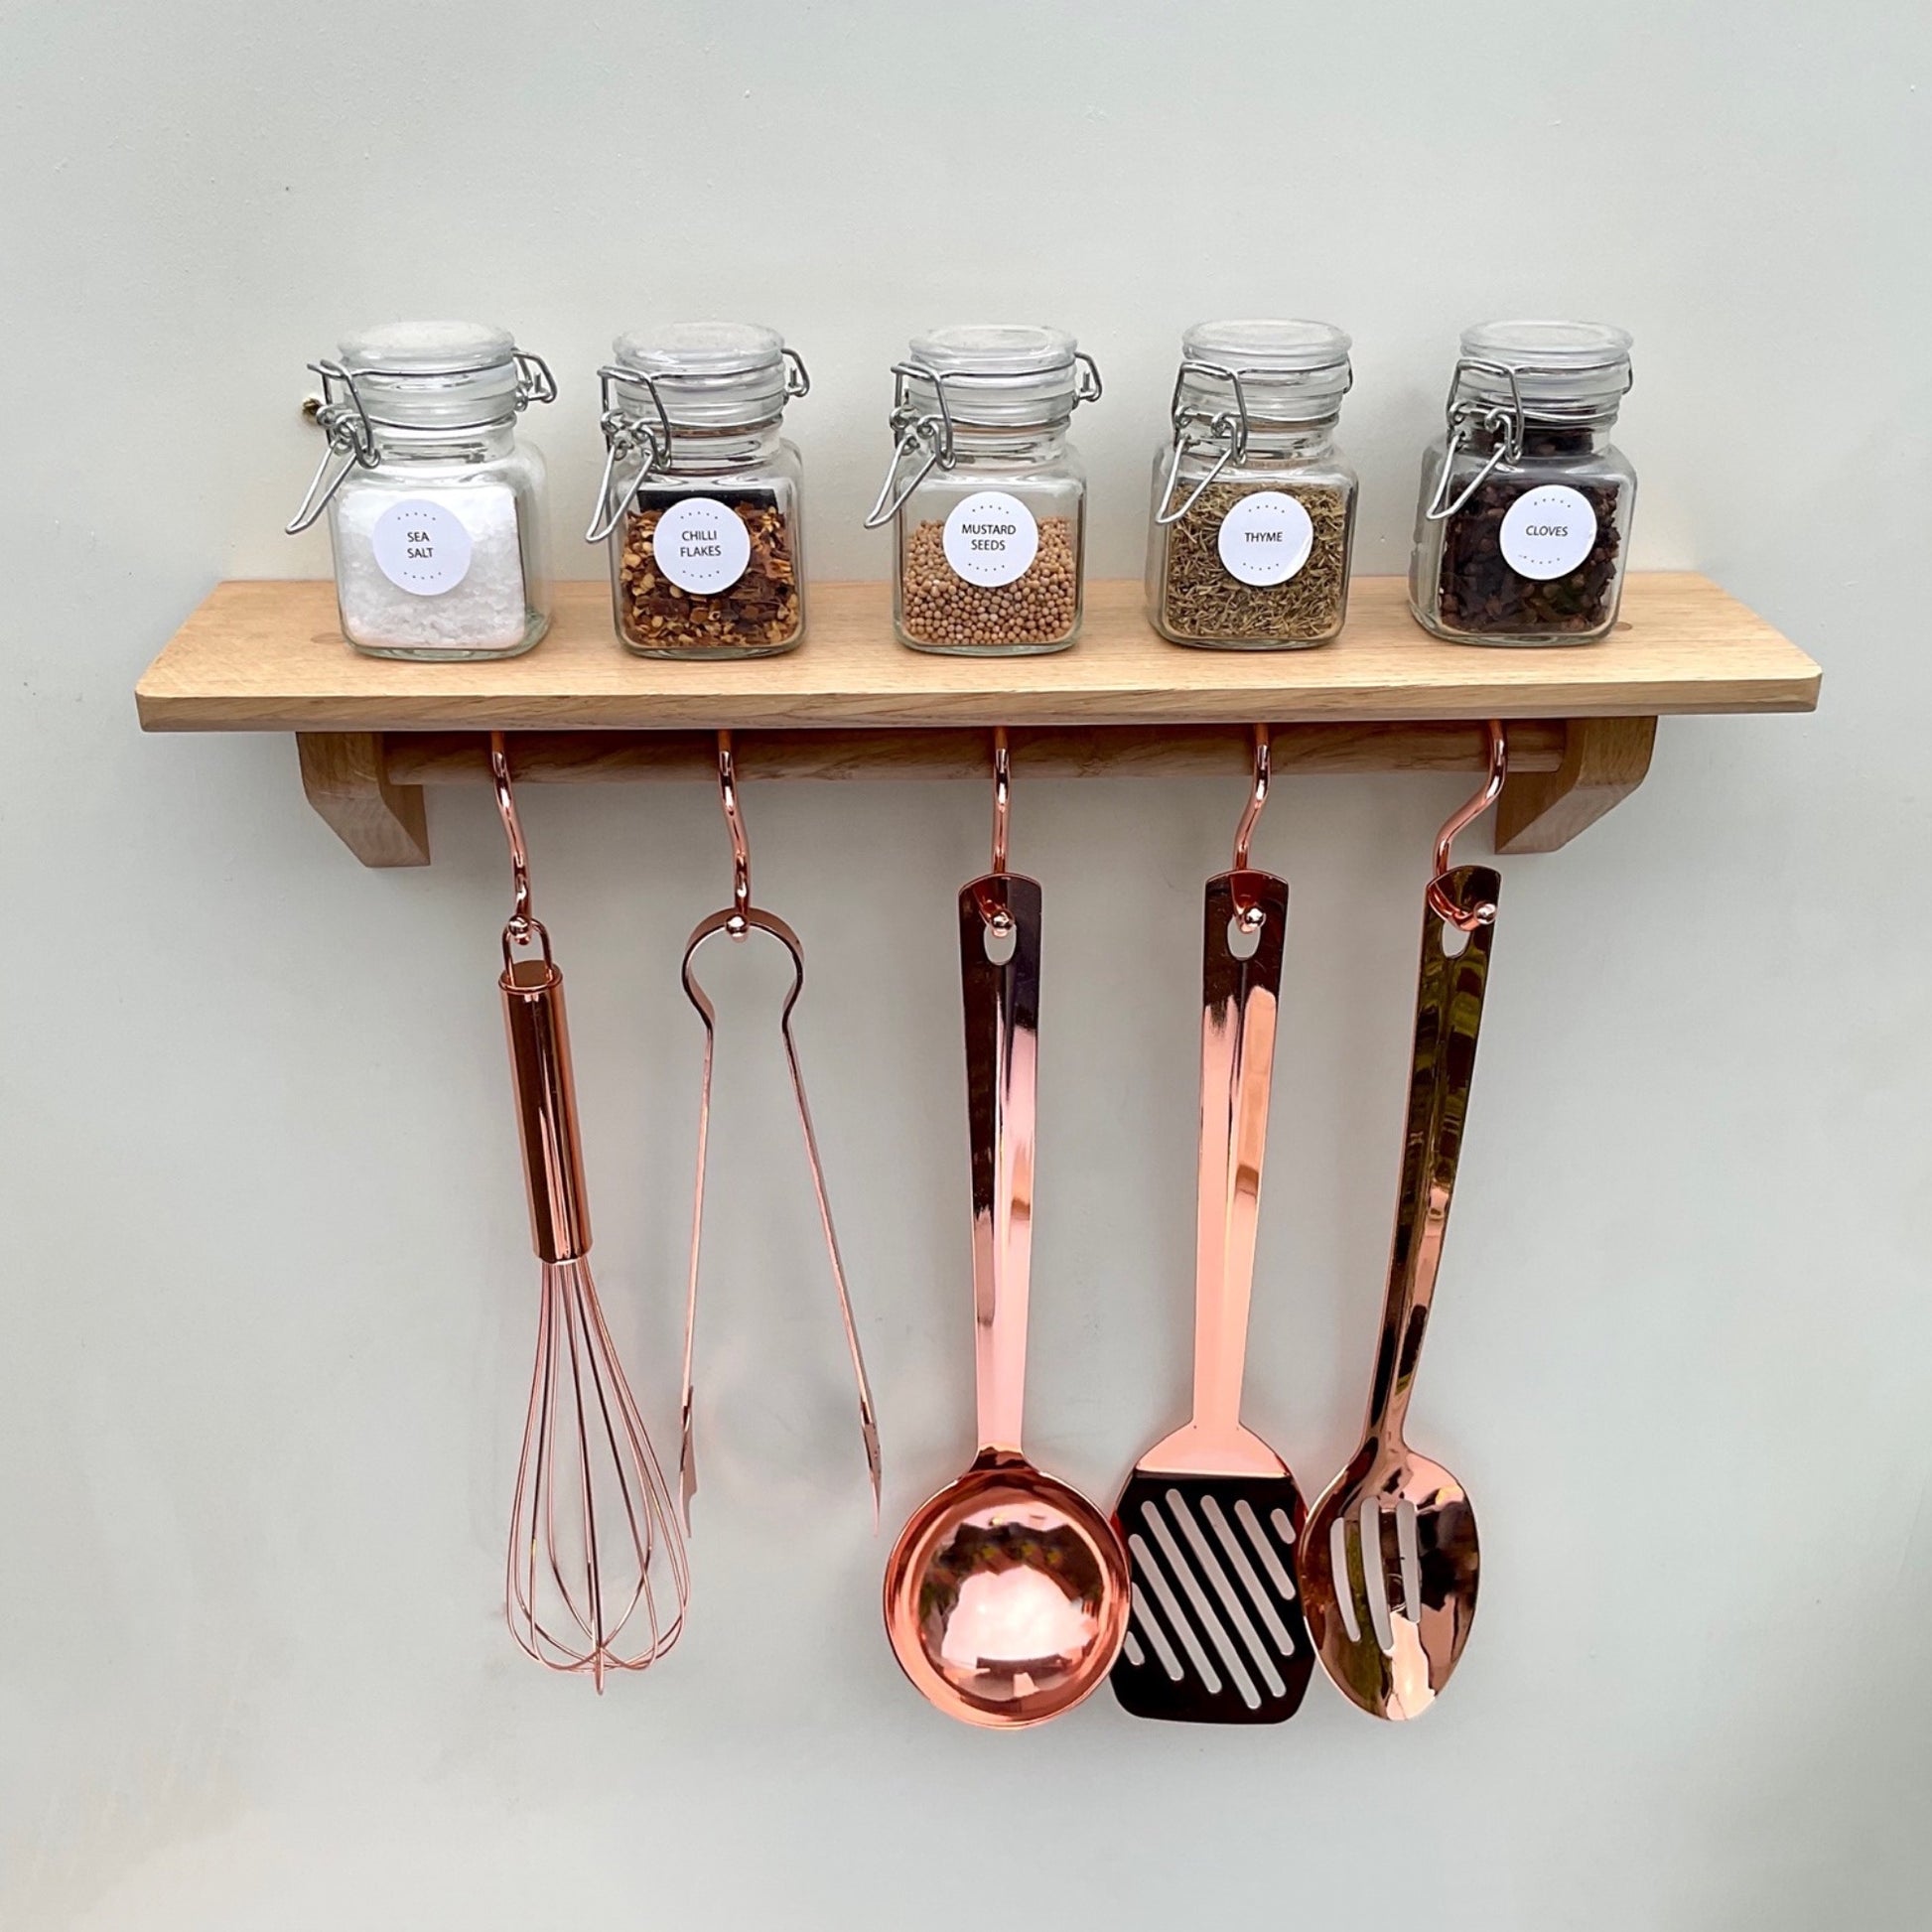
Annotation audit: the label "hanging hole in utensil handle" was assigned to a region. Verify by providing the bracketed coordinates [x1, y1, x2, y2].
[982, 917, 1018, 965]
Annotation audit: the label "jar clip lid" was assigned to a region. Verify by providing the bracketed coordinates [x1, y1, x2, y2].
[1425, 345, 1636, 523]
[284, 346, 555, 536]
[585, 348, 811, 545]
[862, 350, 1102, 530]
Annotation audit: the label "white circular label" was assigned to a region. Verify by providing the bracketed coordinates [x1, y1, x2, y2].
[1216, 490, 1315, 586]
[1499, 484, 1597, 580]
[650, 497, 752, 595]
[942, 490, 1038, 587]
[371, 499, 474, 596]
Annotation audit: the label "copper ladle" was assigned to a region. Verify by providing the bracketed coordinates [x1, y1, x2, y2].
[1299, 724, 1505, 1721]
[883, 733, 1130, 1727]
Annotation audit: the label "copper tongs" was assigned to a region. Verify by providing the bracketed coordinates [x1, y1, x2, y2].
[677, 732, 882, 1529]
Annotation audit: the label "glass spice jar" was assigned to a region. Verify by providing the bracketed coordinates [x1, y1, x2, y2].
[1410, 321, 1636, 646]
[586, 324, 809, 659]
[286, 323, 556, 661]
[864, 325, 1101, 655]
[1146, 320, 1359, 649]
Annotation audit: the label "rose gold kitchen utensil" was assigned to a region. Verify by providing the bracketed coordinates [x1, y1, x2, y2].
[883, 731, 1129, 1728]
[1299, 722, 1506, 1720]
[491, 734, 688, 1688]
[1110, 728, 1314, 1724]
[676, 732, 882, 1529]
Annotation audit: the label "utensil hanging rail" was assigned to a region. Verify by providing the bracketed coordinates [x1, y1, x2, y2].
[135, 574, 1819, 867]
[290, 717, 1641, 869]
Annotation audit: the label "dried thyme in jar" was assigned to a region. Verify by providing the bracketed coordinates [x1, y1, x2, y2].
[1410, 322, 1636, 647]
[587, 323, 810, 659]
[1147, 321, 1358, 649]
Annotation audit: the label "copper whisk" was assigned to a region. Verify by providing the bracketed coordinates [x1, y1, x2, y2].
[490, 733, 688, 1687]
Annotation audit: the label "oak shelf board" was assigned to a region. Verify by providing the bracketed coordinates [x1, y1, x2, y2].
[136, 573, 1819, 736]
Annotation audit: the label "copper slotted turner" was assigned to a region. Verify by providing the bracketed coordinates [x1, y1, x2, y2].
[1110, 730, 1313, 1724]
[1300, 723, 1506, 1721]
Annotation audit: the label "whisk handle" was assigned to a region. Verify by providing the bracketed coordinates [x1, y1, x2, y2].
[501, 957, 592, 1264]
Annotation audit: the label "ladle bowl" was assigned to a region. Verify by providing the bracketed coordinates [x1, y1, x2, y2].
[885, 1450, 1129, 1727]
[883, 769, 1129, 1728]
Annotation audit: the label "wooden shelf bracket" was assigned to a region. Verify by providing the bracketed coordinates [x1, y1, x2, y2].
[297, 732, 430, 869]
[1495, 715, 1658, 856]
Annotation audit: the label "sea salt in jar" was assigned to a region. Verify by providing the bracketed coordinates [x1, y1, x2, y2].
[586, 323, 809, 659]
[1146, 320, 1359, 649]
[1410, 321, 1636, 646]
[864, 326, 1101, 655]
[285, 322, 555, 660]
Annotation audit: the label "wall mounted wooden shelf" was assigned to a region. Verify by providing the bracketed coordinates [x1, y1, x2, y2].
[136, 574, 1819, 869]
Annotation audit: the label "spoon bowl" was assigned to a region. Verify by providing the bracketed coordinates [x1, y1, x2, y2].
[885, 1450, 1130, 1727]
[1300, 1444, 1477, 1721]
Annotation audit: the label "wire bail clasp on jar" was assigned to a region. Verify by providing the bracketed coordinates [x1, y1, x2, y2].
[285, 361, 377, 534]
[863, 351, 1102, 529]
[586, 349, 809, 545]
[585, 364, 675, 544]
[287, 346, 556, 535]
[1155, 360, 1254, 526]
[1423, 347, 1635, 524]
[1422, 358, 1529, 524]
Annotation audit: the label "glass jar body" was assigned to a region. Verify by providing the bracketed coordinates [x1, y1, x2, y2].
[895, 430, 1086, 655]
[609, 429, 804, 660]
[326, 426, 551, 661]
[1410, 426, 1636, 645]
[1146, 429, 1358, 649]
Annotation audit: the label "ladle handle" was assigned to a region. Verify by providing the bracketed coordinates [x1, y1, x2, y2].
[960, 872, 1041, 1458]
[1190, 869, 1289, 1448]
[1365, 864, 1499, 1448]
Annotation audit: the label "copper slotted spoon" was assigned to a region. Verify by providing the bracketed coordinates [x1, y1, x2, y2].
[1300, 723, 1505, 1721]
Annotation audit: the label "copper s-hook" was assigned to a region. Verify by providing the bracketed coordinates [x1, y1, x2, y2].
[978, 728, 1017, 937]
[1232, 724, 1271, 872]
[489, 731, 549, 967]
[1426, 722, 1507, 931]
[991, 727, 1012, 876]
[716, 732, 753, 936]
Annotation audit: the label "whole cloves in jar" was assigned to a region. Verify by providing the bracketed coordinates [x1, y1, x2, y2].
[285, 322, 556, 661]
[864, 326, 1101, 656]
[1410, 321, 1636, 646]
[587, 324, 810, 659]
[1146, 320, 1359, 649]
